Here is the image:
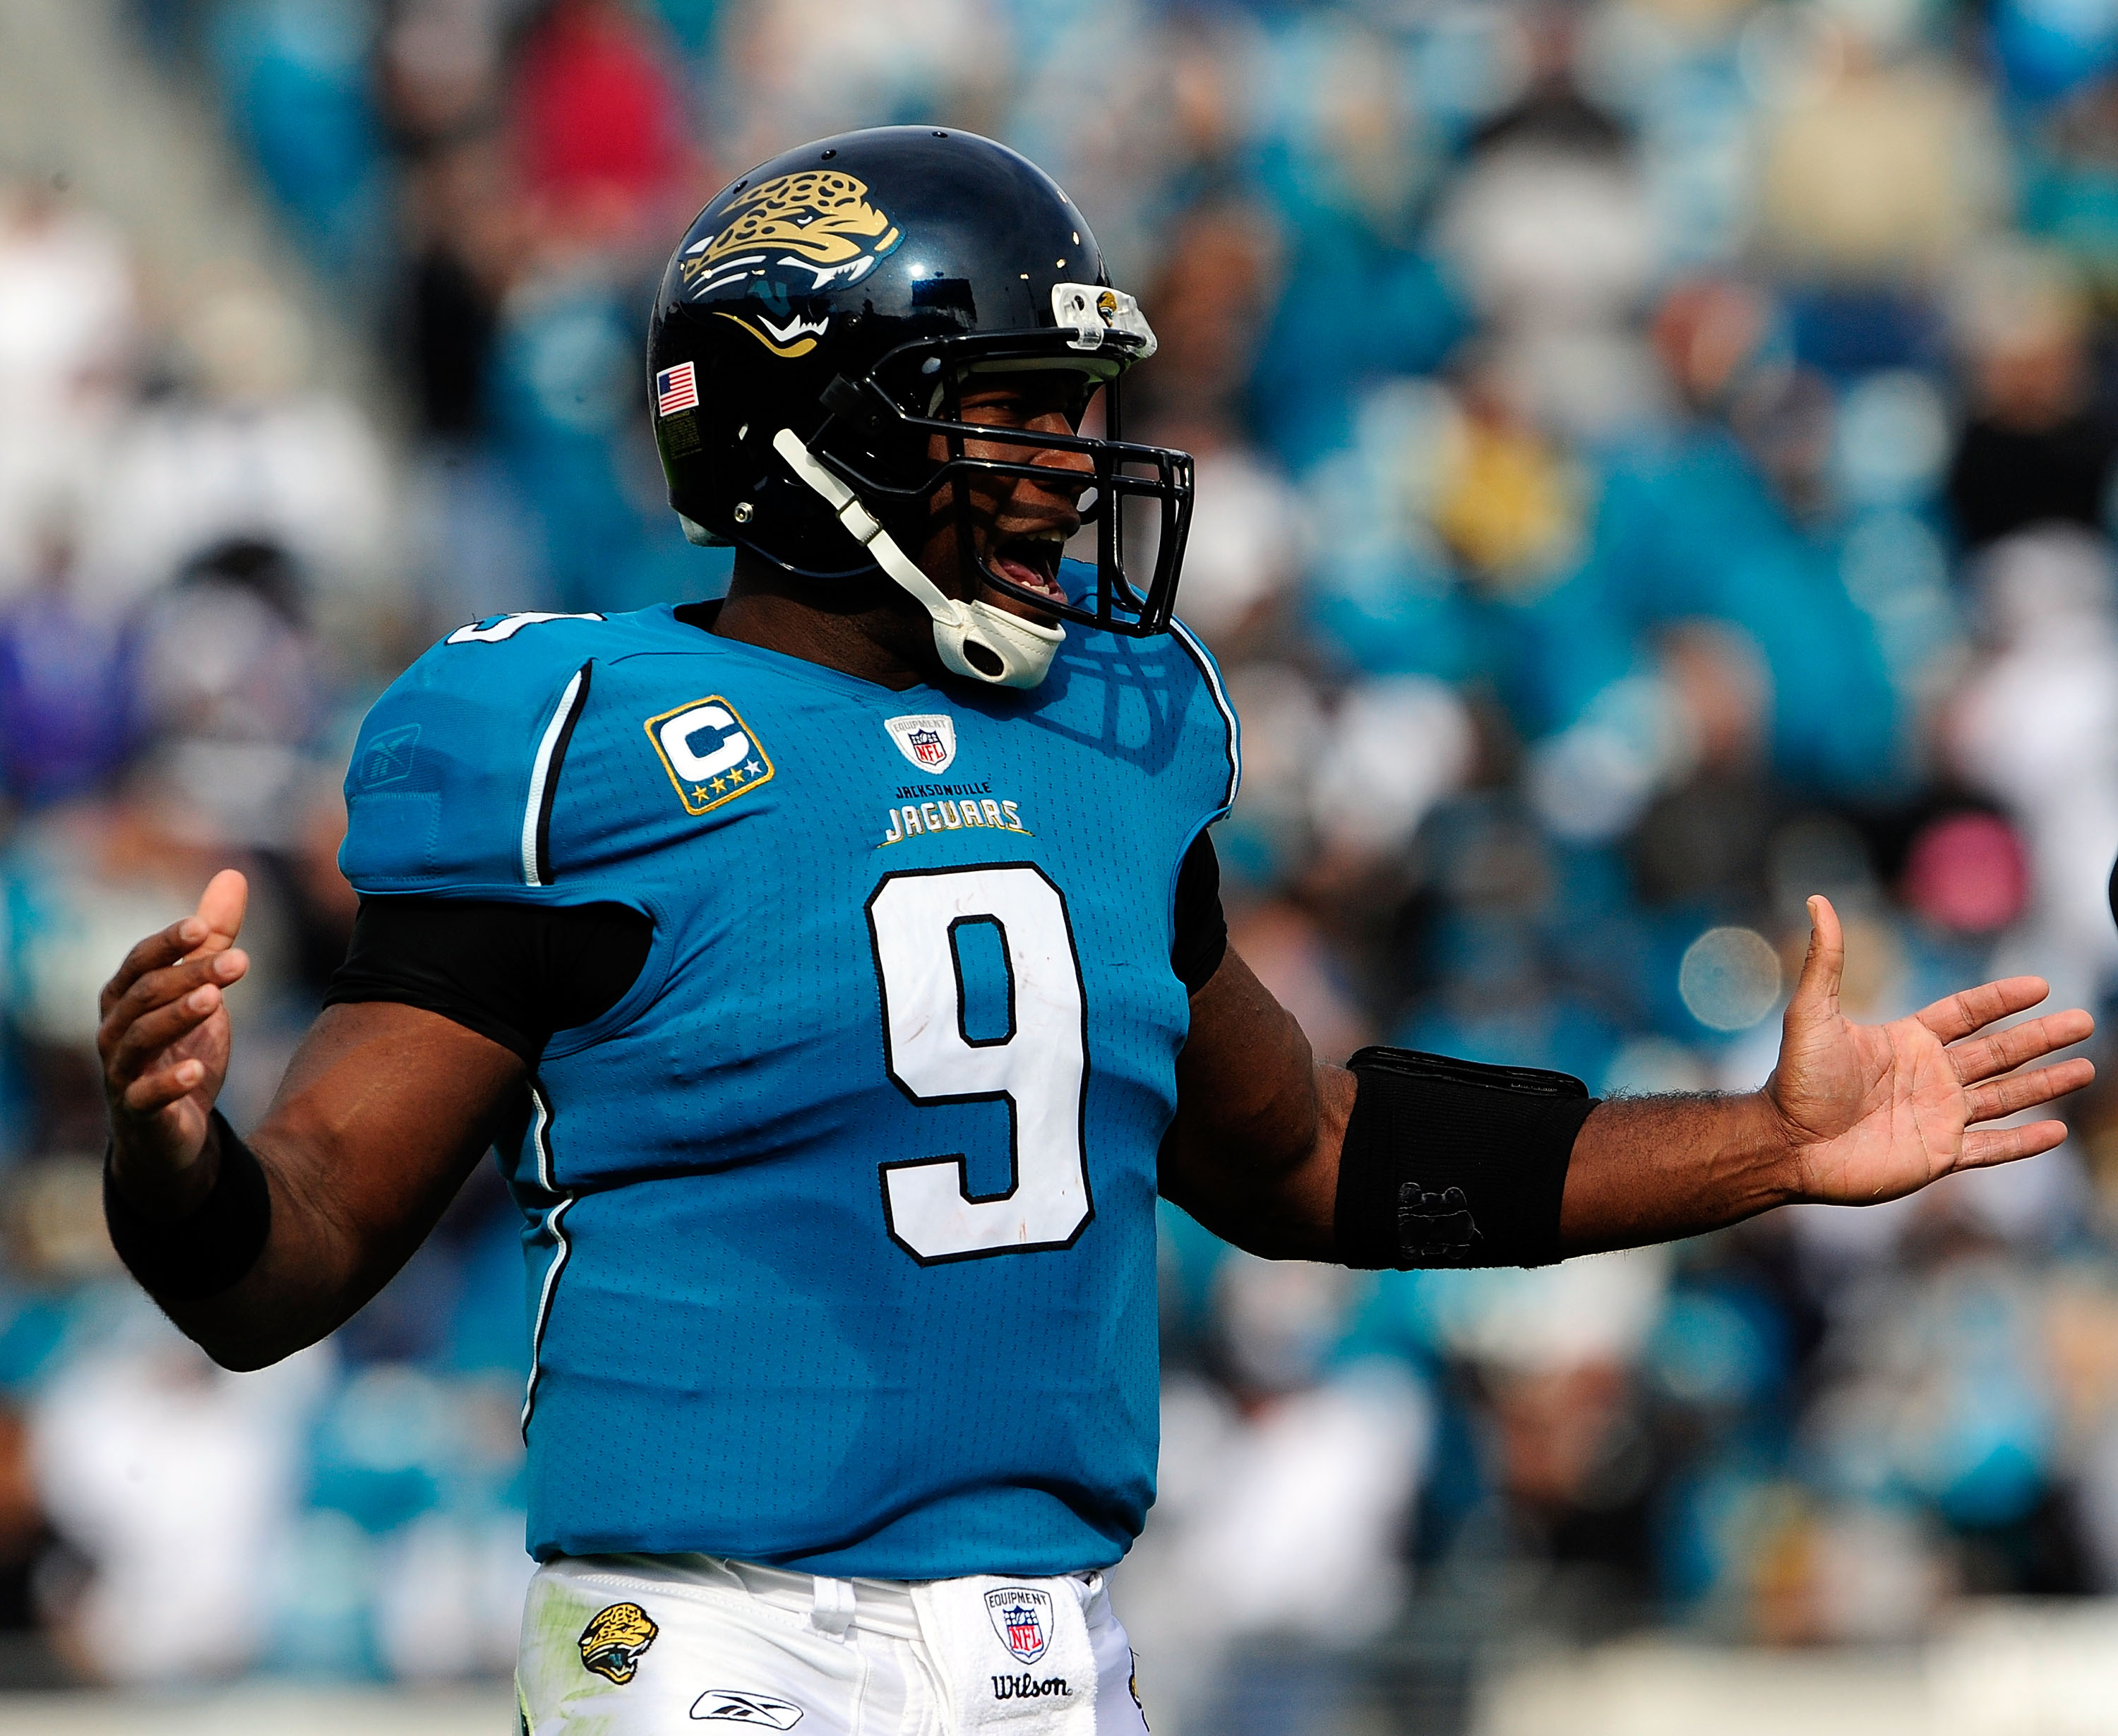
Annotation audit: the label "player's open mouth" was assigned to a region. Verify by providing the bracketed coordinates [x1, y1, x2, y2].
[987, 535, 1067, 602]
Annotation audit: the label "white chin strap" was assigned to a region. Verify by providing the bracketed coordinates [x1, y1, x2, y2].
[772, 428, 1064, 690]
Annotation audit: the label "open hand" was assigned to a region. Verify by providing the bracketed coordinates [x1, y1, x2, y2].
[1767, 895, 2095, 1206]
[97, 870, 251, 1207]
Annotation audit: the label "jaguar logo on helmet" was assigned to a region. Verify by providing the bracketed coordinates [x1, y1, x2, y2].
[578, 1601, 659, 1684]
[679, 170, 903, 359]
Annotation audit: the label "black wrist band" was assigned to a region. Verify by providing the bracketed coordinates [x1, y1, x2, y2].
[104, 1110, 273, 1303]
[1334, 1047, 1599, 1271]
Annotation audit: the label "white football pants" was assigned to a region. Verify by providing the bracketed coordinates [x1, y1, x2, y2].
[516, 1552, 1153, 1735]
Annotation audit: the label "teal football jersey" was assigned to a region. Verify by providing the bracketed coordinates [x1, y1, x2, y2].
[338, 581, 1239, 1578]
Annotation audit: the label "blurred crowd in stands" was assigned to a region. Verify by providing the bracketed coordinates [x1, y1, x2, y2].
[6, 0, 2118, 1725]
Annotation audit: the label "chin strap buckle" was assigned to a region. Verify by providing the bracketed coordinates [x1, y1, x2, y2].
[772, 428, 893, 558]
[1051, 282, 1157, 357]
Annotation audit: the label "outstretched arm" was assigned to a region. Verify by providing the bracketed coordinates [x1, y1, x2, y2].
[99, 872, 524, 1369]
[1159, 896, 2095, 1262]
[1557, 896, 2093, 1252]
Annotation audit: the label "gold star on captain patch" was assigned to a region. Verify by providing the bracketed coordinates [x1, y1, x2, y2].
[710, 775, 727, 794]
[727, 766, 746, 784]
[691, 785, 711, 803]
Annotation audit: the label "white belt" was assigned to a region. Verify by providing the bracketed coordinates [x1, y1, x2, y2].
[580, 1552, 1099, 1647]
[586, 1551, 924, 1641]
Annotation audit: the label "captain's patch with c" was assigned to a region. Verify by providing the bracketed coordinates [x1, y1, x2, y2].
[645, 695, 776, 816]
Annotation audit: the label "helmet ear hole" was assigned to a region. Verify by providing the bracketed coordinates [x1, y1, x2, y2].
[961, 640, 1005, 677]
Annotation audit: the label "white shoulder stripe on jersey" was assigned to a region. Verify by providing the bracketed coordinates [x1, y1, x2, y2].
[1168, 618, 1241, 815]
[521, 665, 591, 887]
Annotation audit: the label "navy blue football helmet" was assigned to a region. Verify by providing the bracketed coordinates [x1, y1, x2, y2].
[647, 126, 1194, 687]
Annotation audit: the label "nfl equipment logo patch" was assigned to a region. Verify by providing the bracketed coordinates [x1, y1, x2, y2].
[656, 361, 698, 417]
[884, 713, 957, 773]
[984, 1587, 1053, 1665]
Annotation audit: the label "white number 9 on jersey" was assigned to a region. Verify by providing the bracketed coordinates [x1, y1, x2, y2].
[866, 865, 1091, 1263]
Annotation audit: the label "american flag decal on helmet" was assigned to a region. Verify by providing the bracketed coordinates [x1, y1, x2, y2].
[656, 361, 699, 417]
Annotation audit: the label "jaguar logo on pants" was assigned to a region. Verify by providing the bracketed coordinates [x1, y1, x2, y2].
[578, 1602, 659, 1684]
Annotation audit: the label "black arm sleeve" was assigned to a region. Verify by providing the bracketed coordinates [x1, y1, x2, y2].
[1171, 830, 1228, 995]
[1334, 1047, 1599, 1269]
[324, 897, 654, 1063]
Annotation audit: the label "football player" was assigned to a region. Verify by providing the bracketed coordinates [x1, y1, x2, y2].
[97, 131, 2092, 1734]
